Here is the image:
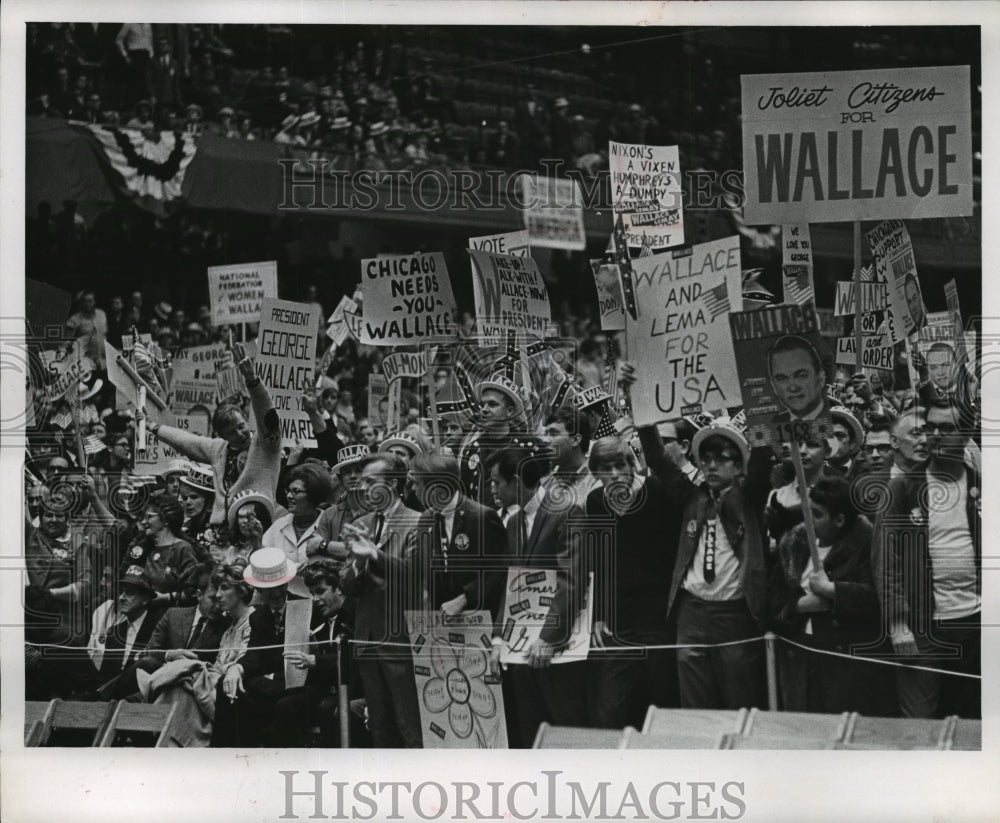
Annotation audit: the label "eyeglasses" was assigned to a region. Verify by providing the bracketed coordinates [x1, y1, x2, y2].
[286, 487, 307, 496]
[865, 444, 892, 454]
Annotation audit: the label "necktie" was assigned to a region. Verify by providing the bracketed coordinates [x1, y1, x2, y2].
[105, 620, 128, 670]
[373, 514, 385, 544]
[703, 496, 718, 584]
[273, 608, 285, 638]
[188, 615, 206, 648]
[437, 513, 449, 569]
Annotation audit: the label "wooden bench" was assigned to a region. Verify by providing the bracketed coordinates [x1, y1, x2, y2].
[532, 722, 626, 749]
[740, 709, 851, 744]
[642, 707, 749, 738]
[28, 699, 117, 747]
[99, 702, 178, 747]
[620, 726, 725, 750]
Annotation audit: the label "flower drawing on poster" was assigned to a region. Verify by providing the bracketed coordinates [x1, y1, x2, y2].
[422, 641, 500, 745]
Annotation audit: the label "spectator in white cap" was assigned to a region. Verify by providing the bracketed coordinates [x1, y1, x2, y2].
[222, 489, 276, 566]
[313, 445, 371, 565]
[162, 458, 188, 498]
[211, 547, 323, 747]
[379, 428, 428, 511]
[177, 462, 217, 562]
[458, 373, 529, 506]
[637, 416, 773, 712]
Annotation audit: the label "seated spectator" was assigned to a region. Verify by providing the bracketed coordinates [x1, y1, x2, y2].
[136, 561, 255, 747]
[25, 489, 94, 649]
[125, 495, 199, 608]
[211, 548, 323, 747]
[99, 562, 228, 699]
[83, 565, 168, 698]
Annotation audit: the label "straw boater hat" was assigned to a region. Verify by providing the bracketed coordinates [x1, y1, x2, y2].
[243, 547, 297, 589]
[332, 444, 370, 473]
[299, 111, 321, 128]
[829, 406, 864, 447]
[178, 461, 214, 495]
[378, 431, 423, 457]
[476, 374, 526, 415]
[691, 422, 750, 469]
[226, 488, 275, 531]
[163, 459, 188, 479]
[153, 301, 172, 321]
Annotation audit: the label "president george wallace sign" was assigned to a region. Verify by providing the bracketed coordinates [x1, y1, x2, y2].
[741, 66, 972, 224]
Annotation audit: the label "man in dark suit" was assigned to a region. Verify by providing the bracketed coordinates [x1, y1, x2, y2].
[100, 562, 226, 698]
[340, 453, 423, 747]
[485, 444, 587, 746]
[408, 452, 508, 620]
[82, 566, 167, 697]
[150, 34, 184, 110]
[768, 335, 832, 441]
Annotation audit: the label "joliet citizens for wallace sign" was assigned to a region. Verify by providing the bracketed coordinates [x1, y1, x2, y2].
[741, 66, 972, 223]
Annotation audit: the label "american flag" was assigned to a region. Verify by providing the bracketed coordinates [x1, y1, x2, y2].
[84, 434, 107, 456]
[612, 213, 638, 320]
[50, 409, 73, 430]
[703, 282, 731, 320]
[593, 404, 618, 439]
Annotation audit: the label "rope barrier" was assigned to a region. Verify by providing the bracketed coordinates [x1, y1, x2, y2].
[24, 631, 981, 678]
[775, 634, 982, 680]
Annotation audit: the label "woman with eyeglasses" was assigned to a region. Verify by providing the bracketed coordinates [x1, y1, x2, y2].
[127, 495, 200, 608]
[261, 463, 334, 565]
[87, 433, 134, 503]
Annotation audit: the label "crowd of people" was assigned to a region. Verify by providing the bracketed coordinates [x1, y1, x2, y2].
[24, 270, 981, 747]
[25, 23, 671, 176]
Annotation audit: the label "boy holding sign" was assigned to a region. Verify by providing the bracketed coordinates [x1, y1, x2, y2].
[623, 360, 772, 711]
